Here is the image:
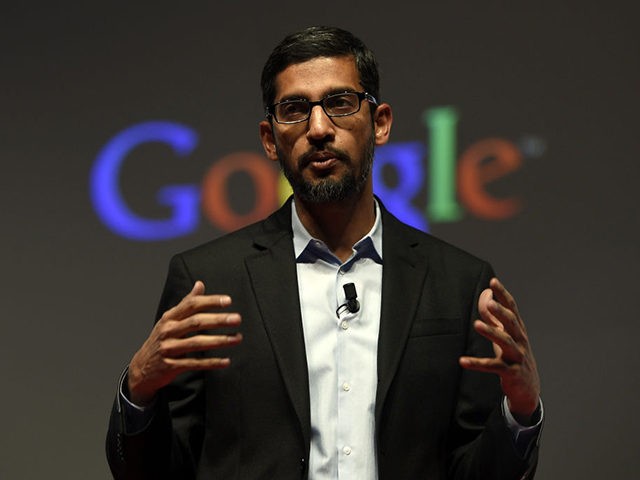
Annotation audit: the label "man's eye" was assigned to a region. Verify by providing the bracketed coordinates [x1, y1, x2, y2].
[326, 94, 357, 112]
[280, 101, 307, 116]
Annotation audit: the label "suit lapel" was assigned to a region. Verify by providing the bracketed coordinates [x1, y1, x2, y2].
[375, 210, 430, 421]
[244, 203, 311, 448]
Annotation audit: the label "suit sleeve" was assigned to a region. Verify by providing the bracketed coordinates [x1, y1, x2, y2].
[105, 254, 205, 480]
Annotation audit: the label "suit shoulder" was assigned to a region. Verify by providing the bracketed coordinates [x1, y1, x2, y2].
[178, 221, 262, 259]
[383, 211, 491, 273]
[171, 205, 292, 267]
[383, 212, 487, 263]
[419, 229, 487, 266]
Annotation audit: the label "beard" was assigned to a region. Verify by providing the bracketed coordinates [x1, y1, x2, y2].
[278, 133, 375, 204]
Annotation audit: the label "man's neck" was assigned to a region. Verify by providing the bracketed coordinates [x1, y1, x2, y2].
[293, 191, 376, 263]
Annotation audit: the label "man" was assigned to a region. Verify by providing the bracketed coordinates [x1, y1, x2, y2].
[107, 26, 542, 479]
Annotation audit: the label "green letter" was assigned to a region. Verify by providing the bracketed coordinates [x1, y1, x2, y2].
[423, 107, 463, 222]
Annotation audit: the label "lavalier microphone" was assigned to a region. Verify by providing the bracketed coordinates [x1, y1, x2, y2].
[336, 282, 360, 316]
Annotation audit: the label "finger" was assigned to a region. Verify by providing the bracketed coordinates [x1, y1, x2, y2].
[490, 278, 531, 340]
[490, 278, 521, 319]
[460, 353, 527, 374]
[165, 356, 235, 372]
[191, 280, 205, 296]
[168, 312, 242, 339]
[459, 355, 509, 374]
[473, 320, 524, 364]
[478, 288, 503, 329]
[486, 300, 524, 343]
[164, 286, 233, 321]
[159, 333, 243, 357]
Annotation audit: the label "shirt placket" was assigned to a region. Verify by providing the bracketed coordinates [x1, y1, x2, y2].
[335, 263, 359, 477]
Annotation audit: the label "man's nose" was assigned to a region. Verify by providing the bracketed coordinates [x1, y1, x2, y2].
[306, 105, 335, 142]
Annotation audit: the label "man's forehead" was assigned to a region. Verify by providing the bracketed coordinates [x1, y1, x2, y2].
[273, 55, 362, 100]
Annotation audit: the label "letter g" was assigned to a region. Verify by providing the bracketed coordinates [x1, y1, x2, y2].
[90, 121, 200, 241]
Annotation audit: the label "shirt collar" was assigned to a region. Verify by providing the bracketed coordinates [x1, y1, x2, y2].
[291, 199, 383, 268]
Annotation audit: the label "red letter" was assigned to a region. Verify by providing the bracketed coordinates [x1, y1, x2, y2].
[457, 138, 522, 220]
[201, 152, 278, 232]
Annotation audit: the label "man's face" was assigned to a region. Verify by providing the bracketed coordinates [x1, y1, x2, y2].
[260, 56, 391, 203]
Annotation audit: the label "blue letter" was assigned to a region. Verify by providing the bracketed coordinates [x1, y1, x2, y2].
[373, 142, 428, 231]
[90, 121, 200, 241]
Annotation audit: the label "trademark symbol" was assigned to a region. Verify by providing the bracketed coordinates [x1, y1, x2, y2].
[518, 135, 546, 159]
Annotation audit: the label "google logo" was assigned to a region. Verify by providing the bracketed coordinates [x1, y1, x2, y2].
[90, 107, 541, 241]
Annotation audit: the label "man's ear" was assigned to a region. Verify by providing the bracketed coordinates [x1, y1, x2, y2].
[373, 103, 393, 146]
[259, 120, 279, 162]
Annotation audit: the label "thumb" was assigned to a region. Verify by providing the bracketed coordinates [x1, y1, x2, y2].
[190, 280, 206, 296]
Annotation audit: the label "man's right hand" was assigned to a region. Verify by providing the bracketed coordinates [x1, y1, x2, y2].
[127, 281, 242, 406]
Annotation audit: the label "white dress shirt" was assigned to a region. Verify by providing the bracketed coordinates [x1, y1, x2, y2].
[292, 200, 383, 480]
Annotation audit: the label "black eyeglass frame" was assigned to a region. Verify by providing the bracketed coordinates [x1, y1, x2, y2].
[266, 91, 378, 124]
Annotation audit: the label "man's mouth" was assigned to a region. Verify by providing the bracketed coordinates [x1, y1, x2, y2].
[301, 150, 345, 171]
[309, 156, 337, 170]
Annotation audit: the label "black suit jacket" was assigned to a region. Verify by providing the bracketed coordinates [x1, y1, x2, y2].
[107, 200, 538, 479]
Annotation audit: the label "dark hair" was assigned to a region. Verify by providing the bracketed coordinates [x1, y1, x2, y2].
[260, 26, 380, 110]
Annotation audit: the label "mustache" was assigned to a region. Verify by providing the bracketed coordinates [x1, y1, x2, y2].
[299, 146, 351, 169]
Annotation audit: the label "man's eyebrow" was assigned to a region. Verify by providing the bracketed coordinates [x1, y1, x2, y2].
[276, 86, 360, 103]
[324, 87, 359, 96]
[276, 94, 307, 103]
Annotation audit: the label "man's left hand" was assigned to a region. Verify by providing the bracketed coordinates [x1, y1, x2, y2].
[459, 277, 541, 424]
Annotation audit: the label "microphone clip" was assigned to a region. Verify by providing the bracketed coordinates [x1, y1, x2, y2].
[336, 282, 360, 317]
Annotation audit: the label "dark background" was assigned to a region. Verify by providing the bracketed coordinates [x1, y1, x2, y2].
[2, 2, 638, 478]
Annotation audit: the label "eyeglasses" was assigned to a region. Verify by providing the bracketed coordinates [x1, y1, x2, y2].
[266, 91, 378, 124]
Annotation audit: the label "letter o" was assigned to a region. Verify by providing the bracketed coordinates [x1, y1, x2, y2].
[201, 152, 278, 232]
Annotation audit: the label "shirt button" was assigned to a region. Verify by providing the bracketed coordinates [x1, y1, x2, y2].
[340, 320, 349, 330]
[343, 446, 352, 455]
[342, 382, 351, 391]
[338, 269, 345, 276]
